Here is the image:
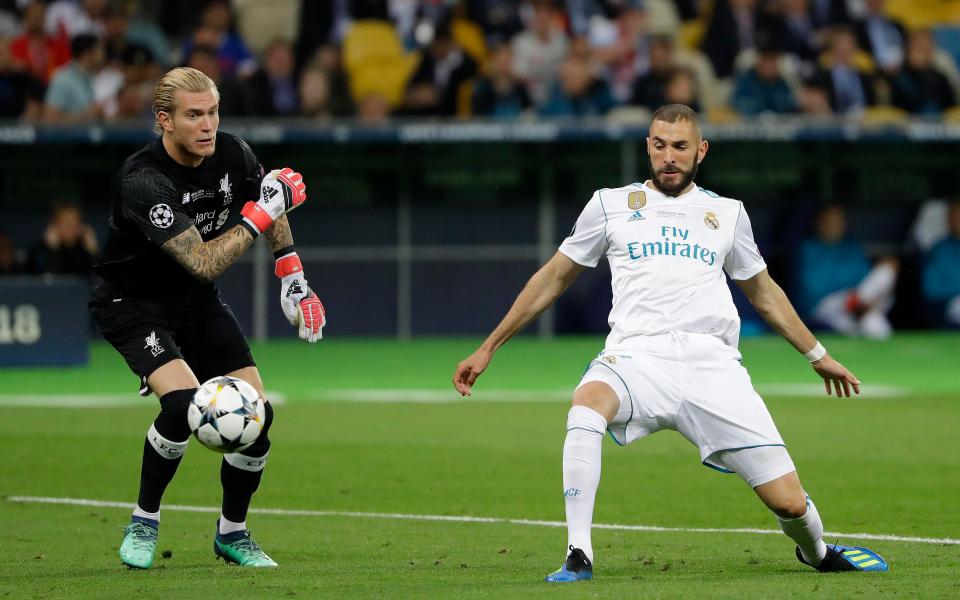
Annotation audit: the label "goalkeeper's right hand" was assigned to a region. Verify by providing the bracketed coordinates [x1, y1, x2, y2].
[241, 167, 306, 234]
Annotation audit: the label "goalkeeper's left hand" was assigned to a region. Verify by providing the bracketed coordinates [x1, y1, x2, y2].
[275, 252, 325, 342]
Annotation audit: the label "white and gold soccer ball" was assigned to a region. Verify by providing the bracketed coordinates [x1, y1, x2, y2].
[188, 376, 265, 453]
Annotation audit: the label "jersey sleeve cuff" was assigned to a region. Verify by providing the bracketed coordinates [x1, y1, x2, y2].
[558, 246, 600, 268]
[729, 262, 767, 281]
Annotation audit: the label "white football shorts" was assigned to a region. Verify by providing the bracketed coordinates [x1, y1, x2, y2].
[577, 331, 790, 477]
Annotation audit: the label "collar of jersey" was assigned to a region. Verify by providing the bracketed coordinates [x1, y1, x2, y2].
[641, 180, 699, 201]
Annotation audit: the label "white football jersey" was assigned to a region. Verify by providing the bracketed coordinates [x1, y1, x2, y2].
[558, 181, 767, 350]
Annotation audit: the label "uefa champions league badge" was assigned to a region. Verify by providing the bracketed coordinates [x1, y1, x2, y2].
[628, 191, 646, 210]
[704, 211, 720, 230]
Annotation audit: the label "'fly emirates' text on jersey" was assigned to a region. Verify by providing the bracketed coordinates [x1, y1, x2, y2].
[558, 182, 767, 350]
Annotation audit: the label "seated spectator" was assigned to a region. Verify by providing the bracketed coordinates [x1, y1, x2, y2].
[854, 0, 906, 75]
[797, 205, 899, 339]
[761, 0, 819, 73]
[357, 91, 392, 123]
[586, 2, 647, 103]
[10, 1, 70, 85]
[244, 39, 299, 116]
[43, 34, 105, 124]
[701, 0, 759, 79]
[891, 29, 956, 115]
[298, 67, 331, 119]
[922, 201, 960, 327]
[0, 231, 24, 275]
[731, 46, 798, 115]
[113, 46, 160, 121]
[309, 44, 354, 117]
[808, 26, 876, 115]
[184, 44, 246, 116]
[471, 42, 531, 119]
[0, 36, 45, 120]
[662, 67, 700, 112]
[798, 82, 833, 116]
[808, 0, 851, 30]
[511, 0, 568, 107]
[629, 35, 676, 112]
[28, 202, 98, 276]
[467, 0, 524, 43]
[539, 43, 616, 117]
[45, 0, 106, 41]
[181, 0, 257, 80]
[403, 20, 477, 116]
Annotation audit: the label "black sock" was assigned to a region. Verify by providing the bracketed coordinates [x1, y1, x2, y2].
[220, 402, 274, 523]
[136, 388, 195, 513]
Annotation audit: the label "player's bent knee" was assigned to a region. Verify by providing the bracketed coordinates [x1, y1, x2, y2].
[229, 401, 273, 464]
[154, 387, 198, 442]
[771, 496, 809, 519]
[571, 382, 619, 422]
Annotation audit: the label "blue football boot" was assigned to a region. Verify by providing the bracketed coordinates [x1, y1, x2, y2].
[797, 543, 888, 572]
[545, 546, 593, 582]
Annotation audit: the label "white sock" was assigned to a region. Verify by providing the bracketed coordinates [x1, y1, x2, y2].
[563, 405, 607, 563]
[856, 263, 897, 307]
[132, 505, 160, 523]
[777, 496, 827, 565]
[219, 515, 247, 535]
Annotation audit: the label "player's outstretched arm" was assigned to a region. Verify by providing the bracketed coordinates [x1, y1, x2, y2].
[161, 224, 255, 283]
[453, 252, 585, 396]
[264, 215, 325, 343]
[736, 268, 861, 397]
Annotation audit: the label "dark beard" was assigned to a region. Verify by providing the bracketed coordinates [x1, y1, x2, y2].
[650, 160, 698, 196]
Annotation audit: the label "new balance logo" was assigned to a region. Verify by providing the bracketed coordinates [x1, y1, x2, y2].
[627, 210, 645, 222]
[144, 331, 164, 357]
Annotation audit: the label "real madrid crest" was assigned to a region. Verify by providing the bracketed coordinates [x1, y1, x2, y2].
[627, 191, 646, 210]
[704, 211, 719, 230]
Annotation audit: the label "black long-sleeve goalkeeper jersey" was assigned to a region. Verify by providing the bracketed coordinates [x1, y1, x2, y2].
[91, 132, 263, 307]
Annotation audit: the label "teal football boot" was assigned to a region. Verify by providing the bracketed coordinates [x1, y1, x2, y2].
[119, 517, 159, 569]
[213, 521, 278, 567]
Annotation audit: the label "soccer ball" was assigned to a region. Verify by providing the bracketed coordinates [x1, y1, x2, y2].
[188, 376, 265, 453]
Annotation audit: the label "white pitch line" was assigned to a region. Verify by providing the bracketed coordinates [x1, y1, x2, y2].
[312, 383, 907, 403]
[7, 495, 957, 546]
[0, 392, 286, 408]
[0, 385, 906, 408]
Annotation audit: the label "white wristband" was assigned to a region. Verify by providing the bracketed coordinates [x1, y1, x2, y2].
[804, 342, 827, 362]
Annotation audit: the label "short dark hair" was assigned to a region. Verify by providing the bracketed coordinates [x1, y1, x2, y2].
[71, 34, 100, 59]
[650, 103, 701, 138]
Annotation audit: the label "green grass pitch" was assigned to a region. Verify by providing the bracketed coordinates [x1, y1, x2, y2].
[1, 334, 958, 598]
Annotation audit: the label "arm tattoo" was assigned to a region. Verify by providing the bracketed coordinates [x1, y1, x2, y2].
[161, 224, 255, 283]
[263, 213, 294, 252]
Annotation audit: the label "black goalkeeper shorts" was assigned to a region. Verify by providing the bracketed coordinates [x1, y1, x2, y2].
[91, 295, 255, 396]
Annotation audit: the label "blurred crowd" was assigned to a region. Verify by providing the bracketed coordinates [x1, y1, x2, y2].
[3, 198, 960, 332]
[1, 0, 960, 123]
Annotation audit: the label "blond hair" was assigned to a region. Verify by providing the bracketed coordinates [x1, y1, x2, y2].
[153, 67, 219, 134]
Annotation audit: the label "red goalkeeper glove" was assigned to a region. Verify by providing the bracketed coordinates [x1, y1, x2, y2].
[275, 252, 325, 342]
[241, 167, 307, 235]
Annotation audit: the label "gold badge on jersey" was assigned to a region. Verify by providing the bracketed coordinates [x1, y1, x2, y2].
[627, 191, 646, 210]
[601, 355, 617, 364]
[704, 211, 720, 230]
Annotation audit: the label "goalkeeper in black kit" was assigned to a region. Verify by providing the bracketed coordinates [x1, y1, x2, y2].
[90, 67, 325, 569]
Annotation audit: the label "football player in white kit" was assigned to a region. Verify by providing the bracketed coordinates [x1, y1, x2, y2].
[452, 104, 888, 581]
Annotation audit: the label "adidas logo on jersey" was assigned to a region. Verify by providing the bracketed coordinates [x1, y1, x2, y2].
[627, 210, 645, 222]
